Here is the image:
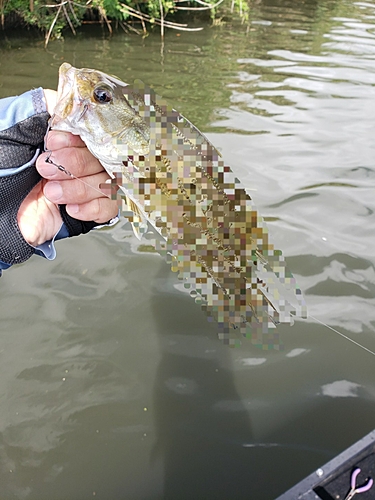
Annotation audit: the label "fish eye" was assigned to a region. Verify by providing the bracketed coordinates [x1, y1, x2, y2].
[93, 87, 113, 104]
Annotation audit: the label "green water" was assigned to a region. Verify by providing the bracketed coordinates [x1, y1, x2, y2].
[1, 0, 375, 498]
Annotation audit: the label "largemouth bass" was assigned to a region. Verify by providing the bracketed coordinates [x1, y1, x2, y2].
[51, 62, 307, 348]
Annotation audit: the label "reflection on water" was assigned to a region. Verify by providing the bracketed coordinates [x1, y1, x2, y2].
[1, 0, 375, 498]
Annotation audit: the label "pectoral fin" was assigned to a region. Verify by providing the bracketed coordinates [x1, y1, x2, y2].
[125, 195, 149, 240]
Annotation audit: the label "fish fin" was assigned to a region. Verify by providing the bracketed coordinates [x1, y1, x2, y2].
[124, 195, 149, 240]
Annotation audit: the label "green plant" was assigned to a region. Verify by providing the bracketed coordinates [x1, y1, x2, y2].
[1, 0, 249, 46]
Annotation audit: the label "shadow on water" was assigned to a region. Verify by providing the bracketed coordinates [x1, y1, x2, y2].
[147, 262, 346, 499]
[149, 262, 375, 499]
[150, 261, 257, 499]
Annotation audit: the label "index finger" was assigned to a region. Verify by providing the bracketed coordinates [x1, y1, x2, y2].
[36, 146, 105, 180]
[45, 130, 86, 150]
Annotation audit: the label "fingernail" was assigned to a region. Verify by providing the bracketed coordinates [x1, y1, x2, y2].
[67, 204, 79, 215]
[44, 181, 63, 201]
[38, 161, 58, 177]
[47, 131, 70, 149]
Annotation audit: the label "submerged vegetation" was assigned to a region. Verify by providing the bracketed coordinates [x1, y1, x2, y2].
[0, 0, 248, 46]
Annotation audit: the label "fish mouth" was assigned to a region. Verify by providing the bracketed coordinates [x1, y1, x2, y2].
[57, 63, 75, 105]
[54, 63, 96, 125]
[51, 63, 78, 125]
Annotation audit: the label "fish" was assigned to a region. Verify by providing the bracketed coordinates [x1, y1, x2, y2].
[50, 62, 307, 349]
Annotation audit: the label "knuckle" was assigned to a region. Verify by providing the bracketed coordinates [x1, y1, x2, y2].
[75, 148, 101, 177]
[92, 199, 117, 223]
[46, 131, 66, 150]
[74, 180, 89, 200]
[89, 199, 102, 220]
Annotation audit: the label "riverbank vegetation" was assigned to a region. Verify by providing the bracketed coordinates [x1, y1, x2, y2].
[0, 0, 248, 46]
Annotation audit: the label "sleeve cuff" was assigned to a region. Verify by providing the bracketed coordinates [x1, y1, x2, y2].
[0, 214, 120, 274]
[33, 223, 69, 260]
[33, 213, 119, 261]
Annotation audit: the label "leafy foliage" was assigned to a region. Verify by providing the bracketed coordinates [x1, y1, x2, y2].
[1, 0, 248, 43]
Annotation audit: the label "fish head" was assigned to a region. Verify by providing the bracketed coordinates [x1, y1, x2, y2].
[51, 62, 150, 155]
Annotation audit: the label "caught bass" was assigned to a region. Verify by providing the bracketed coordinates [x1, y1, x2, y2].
[51, 62, 307, 348]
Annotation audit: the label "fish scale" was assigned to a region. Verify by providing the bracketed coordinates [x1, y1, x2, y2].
[51, 63, 307, 349]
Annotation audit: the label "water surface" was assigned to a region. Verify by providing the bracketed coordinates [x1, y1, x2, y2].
[1, 1, 375, 498]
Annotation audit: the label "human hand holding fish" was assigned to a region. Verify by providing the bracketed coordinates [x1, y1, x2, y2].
[17, 90, 119, 247]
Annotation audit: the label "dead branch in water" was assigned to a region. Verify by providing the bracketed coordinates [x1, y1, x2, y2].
[44, 0, 87, 47]
[174, 0, 223, 10]
[43, 0, 221, 47]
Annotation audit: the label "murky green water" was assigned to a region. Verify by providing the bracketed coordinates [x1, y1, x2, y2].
[1, 0, 375, 498]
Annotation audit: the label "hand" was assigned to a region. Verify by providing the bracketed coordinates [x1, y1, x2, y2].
[18, 130, 119, 247]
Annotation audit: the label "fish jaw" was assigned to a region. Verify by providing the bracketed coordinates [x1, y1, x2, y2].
[51, 63, 86, 133]
[51, 63, 150, 160]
